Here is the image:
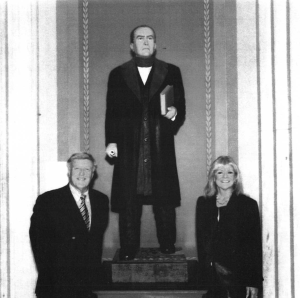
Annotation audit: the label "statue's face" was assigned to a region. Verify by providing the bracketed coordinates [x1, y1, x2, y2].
[130, 27, 156, 57]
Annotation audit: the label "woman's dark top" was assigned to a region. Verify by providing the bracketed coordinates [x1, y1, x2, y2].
[196, 193, 263, 288]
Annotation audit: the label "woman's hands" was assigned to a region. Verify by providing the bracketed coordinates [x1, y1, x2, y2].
[246, 287, 258, 298]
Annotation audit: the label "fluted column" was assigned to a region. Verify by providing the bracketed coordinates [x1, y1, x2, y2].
[0, 1, 60, 297]
[236, 0, 300, 297]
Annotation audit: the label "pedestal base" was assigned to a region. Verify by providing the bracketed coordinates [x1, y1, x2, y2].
[111, 247, 188, 283]
[94, 249, 207, 297]
[94, 290, 207, 297]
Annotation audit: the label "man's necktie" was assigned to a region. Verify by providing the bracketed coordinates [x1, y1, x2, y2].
[79, 195, 90, 230]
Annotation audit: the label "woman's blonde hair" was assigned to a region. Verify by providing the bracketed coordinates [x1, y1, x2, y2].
[204, 156, 243, 197]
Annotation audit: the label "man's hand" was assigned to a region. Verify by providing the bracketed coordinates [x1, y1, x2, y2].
[106, 143, 118, 158]
[163, 106, 177, 120]
[246, 287, 258, 298]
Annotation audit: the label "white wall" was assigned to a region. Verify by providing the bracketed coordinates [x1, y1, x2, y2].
[236, 0, 300, 297]
[0, 1, 66, 297]
[213, 0, 300, 297]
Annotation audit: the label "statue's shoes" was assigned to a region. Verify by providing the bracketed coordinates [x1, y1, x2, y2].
[160, 245, 175, 254]
[119, 249, 136, 261]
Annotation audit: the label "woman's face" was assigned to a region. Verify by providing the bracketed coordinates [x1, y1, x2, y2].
[215, 164, 236, 192]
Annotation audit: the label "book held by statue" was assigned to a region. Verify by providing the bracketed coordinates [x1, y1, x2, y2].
[160, 85, 174, 115]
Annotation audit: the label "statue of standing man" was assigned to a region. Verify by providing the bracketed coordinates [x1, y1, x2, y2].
[105, 25, 186, 260]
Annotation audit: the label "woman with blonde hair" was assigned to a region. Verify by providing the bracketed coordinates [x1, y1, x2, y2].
[196, 156, 263, 298]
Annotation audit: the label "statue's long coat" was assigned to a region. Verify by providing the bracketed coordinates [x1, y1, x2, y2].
[105, 58, 186, 212]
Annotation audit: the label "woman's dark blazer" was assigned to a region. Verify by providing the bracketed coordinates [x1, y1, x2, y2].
[196, 193, 263, 288]
[29, 184, 109, 296]
[105, 58, 186, 211]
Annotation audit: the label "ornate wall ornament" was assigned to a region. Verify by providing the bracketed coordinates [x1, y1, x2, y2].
[204, 0, 212, 174]
[83, 0, 90, 152]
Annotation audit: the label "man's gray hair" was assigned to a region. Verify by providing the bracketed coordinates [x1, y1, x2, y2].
[67, 152, 96, 169]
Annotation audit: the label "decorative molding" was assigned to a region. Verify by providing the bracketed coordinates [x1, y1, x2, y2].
[82, 0, 90, 152]
[204, 0, 212, 174]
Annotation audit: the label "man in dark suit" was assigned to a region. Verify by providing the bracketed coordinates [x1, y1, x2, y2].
[30, 152, 109, 298]
[105, 25, 186, 260]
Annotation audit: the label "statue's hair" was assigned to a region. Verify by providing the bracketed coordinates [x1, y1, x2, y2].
[130, 24, 156, 43]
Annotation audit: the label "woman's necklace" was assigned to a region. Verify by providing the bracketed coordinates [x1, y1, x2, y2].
[216, 193, 231, 207]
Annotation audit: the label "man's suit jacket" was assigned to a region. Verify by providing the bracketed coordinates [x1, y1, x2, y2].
[30, 184, 109, 296]
[196, 193, 263, 288]
[105, 58, 186, 211]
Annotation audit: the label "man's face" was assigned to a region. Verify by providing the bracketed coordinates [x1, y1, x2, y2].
[130, 27, 156, 57]
[68, 159, 94, 193]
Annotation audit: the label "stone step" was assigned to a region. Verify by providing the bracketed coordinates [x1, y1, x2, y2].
[94, 290, 207, 297]
[111, 247, 188, 283]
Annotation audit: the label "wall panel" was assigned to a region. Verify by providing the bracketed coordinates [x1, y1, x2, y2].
[0, 1, 9, 297]
[57, 0, 81, 161]
[7, 1, 39, 296]
[214, 0, 228, 157]
[236, 0, 260, 200]
[290, 2, 300, 298]
[233, 0, 300, 297]
[258, 0, 276, 296]
[39, 0, 67, 193]
[273, 0, 292, 296]
[0, 0, 60, 297]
